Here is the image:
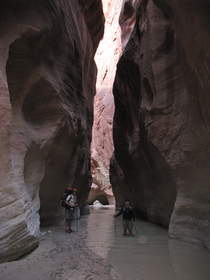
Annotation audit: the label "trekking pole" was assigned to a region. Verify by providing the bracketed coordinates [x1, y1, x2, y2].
[134, 221, 138, 235]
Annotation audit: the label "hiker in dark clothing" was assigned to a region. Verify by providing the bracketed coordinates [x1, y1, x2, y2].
[61, 187, 78, 233]
[114, 200, 135, 236]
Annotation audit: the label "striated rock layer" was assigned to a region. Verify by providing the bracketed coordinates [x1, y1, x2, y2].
[0, 0, 104, 262]
[90, 0, 122, 204]
[90, 0, 138, 204]
[111, 0, 210, 248]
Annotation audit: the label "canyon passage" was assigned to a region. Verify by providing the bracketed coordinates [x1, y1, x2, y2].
[1, 207, 210, 280]
[0, 0, 210, 279]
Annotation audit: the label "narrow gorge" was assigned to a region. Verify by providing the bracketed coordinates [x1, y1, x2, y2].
[0, 0, 209, 269]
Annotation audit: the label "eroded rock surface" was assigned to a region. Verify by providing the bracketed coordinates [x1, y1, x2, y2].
[90, 0, 122, 204]
[0, 0, 104, 262]
[90, 0, 138, 204]
[111, 0, 210, 248]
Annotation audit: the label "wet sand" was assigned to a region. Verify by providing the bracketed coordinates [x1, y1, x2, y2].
[87, 207, 210, 280]
[0, 207, 210, 280]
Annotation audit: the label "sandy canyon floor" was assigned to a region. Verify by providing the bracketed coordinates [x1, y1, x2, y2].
[1, 207, 210, 280]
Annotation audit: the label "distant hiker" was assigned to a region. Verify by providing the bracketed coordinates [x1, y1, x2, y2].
[114, 200, 135, 236]
[61, 187, 79, 233]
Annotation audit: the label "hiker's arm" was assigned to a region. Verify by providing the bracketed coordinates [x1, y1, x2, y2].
[65, 201, 71, 207]
[114, 208, 122, 217]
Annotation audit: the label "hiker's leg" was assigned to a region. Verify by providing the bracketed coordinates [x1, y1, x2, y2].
[65, 209, 73, 232]
[124, 220, 130, 235]
[128, 221, 134, 235]
[126, 220, 130, 234]
[65, 209, 69, 231]
[123, 220, 127, 235]
[75, 207, 80, 232]
[72, 208, 76, 231]
[68, 219, 73, 232]
[65, 219, 71, 232]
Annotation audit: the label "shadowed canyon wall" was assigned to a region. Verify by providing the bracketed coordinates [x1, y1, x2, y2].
[90, 0, 138, 204]
[110, 0, 210, 248]
[0, 0, 104, 262]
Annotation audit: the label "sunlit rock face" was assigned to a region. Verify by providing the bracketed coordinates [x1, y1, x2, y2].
[90, 0, 122, 204]
[0, 0, 104, 262]
[111, 0, 210, 248]
[90, 0, 138, 204]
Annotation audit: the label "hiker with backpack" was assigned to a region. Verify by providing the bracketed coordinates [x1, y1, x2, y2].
[61, 187, 79, 233]
[114, 200, 135, 236]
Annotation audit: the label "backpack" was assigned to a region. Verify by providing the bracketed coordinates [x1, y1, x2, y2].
[61, 193, 68, 208]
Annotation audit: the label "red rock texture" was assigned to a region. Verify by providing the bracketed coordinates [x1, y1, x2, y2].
[90, 0, 138, 204]
[111, 0, 210, 248]
[0, 0, 104, 262]
[90, 0, 122, 203]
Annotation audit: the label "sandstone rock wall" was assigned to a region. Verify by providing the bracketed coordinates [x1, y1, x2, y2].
[90, 0, 139, 204]
[111, 0, 210, 248]
[90, 0, 123, 204]
[0, 0, 104, 262]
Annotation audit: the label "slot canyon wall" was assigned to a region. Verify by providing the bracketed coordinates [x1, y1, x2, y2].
[0, 0, 104, 262]
[90, 0, 122, 205]
[90, 0, 138, 204]
[110, 0, 210, 248]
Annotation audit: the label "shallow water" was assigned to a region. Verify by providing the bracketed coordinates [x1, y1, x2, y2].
[1, 207, 210, 280]
[85, 207, 210, 280]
